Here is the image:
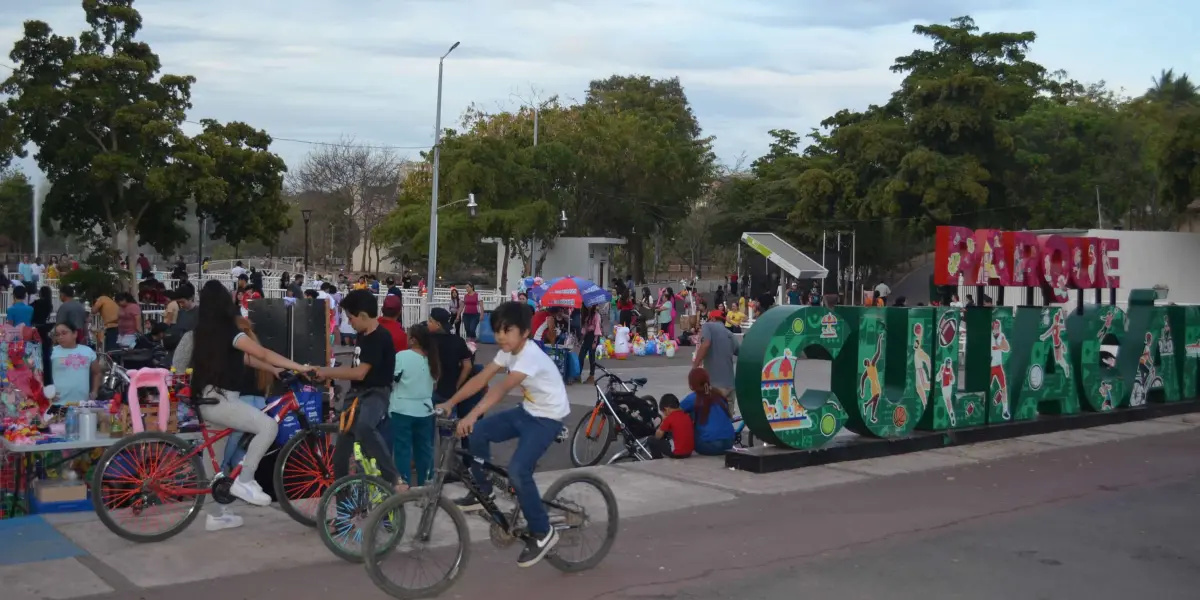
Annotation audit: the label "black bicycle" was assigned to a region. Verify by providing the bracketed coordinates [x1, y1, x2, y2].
[361, 413, 619, 598]
[569, 364, 658, 467]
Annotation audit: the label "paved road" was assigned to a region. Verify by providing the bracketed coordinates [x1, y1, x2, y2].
[73, 424, 1200, 600]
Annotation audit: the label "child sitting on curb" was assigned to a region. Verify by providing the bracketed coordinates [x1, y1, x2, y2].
[650, 394, 694, 459]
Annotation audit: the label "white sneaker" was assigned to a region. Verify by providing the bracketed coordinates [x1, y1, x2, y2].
[205, 507, 244, 531]
[230, 478, 272, 506]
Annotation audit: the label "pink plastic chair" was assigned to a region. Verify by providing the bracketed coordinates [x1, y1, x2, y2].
[126, 368, 172, 433]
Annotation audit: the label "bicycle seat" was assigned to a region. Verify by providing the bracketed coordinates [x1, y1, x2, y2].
[631, 377, 648, 386]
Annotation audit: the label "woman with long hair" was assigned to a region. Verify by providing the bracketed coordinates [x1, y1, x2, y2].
[448, 287, 462, 336]
[189, 280, 310, 509]
[461, 283, 481, 341]
[680, 368, 736, 455]
[578, 305, 601, 384]
[656, 287, 677, 340]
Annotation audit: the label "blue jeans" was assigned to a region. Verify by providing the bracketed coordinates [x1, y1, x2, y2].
[391, 412, 435, 486]
[468, 406, 561, 535]
[462, 313, 480, 340]
[695, 437, 734, 456]
[221, 395, 267, 472]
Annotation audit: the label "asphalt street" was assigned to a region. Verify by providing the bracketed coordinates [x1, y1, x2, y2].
[72, 421, 1200, 600]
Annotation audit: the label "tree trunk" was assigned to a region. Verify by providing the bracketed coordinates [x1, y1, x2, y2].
[500, 241, 512, 292]
[124, 217, 137, 294]
[628, 235, 645, 284]
[535, 238, 553, 276]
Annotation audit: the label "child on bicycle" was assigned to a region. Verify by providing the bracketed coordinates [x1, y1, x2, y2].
[437, 301, 569, 568]
[314, 289, 406, 493]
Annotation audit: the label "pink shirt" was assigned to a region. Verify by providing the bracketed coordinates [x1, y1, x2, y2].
[586, 311, 602, 335]
[463, 292, 480, 315]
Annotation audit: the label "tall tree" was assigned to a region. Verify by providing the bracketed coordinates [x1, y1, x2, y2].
[0, 168, 34, 252]
[0, 0, 287, 287]
[187, 119, 291, 251]
[289, 139, 399, 268]
[581, 76, 714, 283]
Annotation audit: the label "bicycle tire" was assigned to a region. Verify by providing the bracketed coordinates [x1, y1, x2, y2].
[91, 431, 207, 544]
[362, 490, 471, 599]
[569, 408, 614, 467]
[542, 470, 619, 573]
[317, 474, 400, 563]
[274, 423, 339, 527]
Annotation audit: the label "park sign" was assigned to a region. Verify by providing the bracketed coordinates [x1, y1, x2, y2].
[735, 291, 1200, 451]
[933, 226, 1120, 303]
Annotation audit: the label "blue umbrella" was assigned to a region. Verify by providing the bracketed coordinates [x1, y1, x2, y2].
[531, 276, 611, 308]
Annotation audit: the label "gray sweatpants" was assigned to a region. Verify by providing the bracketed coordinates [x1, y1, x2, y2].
[201, 387, 278, 484]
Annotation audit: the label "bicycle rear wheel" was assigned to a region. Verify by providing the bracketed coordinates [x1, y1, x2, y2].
[570, 406, 614, 467]
[274, 423, 338, 527]
[542, 471, 619, 573]
[363, 490, 470, 599]
[92, 432, 207, 543]
[317, 474, 403, 563]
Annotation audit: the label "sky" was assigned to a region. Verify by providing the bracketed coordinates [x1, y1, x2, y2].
[2, 0, 1198, 181]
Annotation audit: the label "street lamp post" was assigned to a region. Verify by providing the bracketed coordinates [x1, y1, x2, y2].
[425, 41, 461, 314]
[197, 216, 206, 279]
[301, 209, 313, 275]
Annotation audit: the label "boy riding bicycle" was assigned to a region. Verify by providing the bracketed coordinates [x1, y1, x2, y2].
[314, 289, 406, 493]
[437, 301, 570, 568]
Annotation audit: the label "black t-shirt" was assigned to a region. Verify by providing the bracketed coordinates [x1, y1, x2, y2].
[432, 331, 472, 398]
[353, 325, 396, 390]
[401, 275, 412, 289]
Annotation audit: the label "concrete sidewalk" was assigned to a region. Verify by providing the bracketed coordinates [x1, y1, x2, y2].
[2, 413, 1196, 599]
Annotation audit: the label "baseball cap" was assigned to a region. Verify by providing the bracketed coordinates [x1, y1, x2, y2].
[429, 307, 452, 330]
[382, 295, 402, 312]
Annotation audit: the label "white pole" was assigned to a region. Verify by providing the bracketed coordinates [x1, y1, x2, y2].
[424, 42, 459, 316]
[820, 230, 826, 296]
[851, 229, 857, 305]
[1095, 185, 1103, 229]
[529, 105, 539, 276]
[32, 183, 39, 257]
[836, 232, 842, 301]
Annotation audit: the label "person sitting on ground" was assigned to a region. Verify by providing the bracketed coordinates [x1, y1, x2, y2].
[650, 394, 694, 459]
[680, 368, 736, 455]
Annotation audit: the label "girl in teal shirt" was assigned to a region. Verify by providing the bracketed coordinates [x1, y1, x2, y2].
[390, 323, 442, 486]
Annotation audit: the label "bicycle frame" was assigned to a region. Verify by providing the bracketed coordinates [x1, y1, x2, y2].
[151, 388, 314, 498]
[414, 421, 577, 542]
[580, 371, 639, 441]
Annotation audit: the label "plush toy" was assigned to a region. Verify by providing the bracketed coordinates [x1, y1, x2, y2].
[632, 339, 647, 356]
[663, 338, 677, 358]
[6, 341, 48, 413]
[613, 326, 631, 360]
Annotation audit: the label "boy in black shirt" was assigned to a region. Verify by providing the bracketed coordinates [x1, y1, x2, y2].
[314, 289, 404, 490]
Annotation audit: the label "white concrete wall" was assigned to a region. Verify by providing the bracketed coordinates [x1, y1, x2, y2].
[494, 237, 623, 294]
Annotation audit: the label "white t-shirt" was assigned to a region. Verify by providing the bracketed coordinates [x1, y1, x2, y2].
[494, 345, 570, 420]
[31, 264, 44, 278]
[230, 266, 246, 278]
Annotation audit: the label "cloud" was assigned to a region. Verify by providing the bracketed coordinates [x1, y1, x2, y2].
[2, 0, 1197, 180]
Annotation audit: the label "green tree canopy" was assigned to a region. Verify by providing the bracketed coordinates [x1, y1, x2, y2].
[0, 0, 289, 287]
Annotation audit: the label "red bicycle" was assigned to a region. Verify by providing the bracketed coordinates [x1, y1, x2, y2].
[91, 371, 338, 543]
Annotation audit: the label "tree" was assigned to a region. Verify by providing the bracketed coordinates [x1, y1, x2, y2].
[579, 76, 714, 283]
[187, 119, 291, 250]
[0, 1, 288, 287]
[0, 168, 34, 252]
[289, 139, 399, 268]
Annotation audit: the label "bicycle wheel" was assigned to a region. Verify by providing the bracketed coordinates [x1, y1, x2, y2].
[570, 407, 614, 467]
[317, 474, 403, 563]
[363, 490, 470, 599]
[274, 423, 338, 527]
[92, 431, 207, 543]
[542, 471, 619, 573]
